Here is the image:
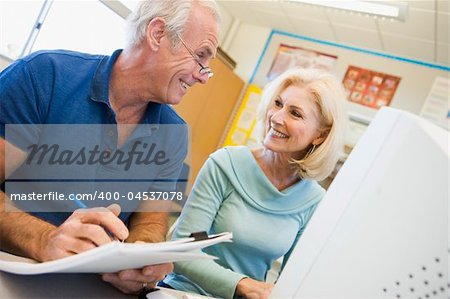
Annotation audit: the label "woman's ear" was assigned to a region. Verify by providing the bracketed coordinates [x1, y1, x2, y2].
[145, 17, 166, 51]
[312, 129, 329, 146]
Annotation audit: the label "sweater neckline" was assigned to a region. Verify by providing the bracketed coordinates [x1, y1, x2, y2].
[244, 147, 303, 194]
[241, 147, 305, 195]
[211, 146, 324, 214]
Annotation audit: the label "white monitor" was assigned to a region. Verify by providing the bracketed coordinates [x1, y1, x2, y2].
[271, 107, 449, 299]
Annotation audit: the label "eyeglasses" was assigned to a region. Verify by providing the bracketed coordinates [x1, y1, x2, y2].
[174, 32, 214, 79]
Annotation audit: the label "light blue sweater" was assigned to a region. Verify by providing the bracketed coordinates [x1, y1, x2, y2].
[163, 146, 325, 299]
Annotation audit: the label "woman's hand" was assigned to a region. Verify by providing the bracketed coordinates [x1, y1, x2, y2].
[101, 263, 173, 294]
[235, 277, 274, 299]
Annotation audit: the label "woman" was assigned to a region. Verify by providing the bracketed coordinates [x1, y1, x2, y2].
[162, 68, 347, 298]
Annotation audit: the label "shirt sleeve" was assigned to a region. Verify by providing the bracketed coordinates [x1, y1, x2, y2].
[0, 59, 46, 150]
[148, 124, 189, 193]
[172, 156, 247, 299]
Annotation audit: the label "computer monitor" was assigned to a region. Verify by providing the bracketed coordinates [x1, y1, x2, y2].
[271, 107, 449, 299]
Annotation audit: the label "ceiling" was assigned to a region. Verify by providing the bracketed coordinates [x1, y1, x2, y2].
[217, 0, 449, 66]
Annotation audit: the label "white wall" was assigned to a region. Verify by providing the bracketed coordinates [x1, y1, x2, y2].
[225, 23, 271, 82]
[217, 3, 234, 46]
[225, 25, 449, 121]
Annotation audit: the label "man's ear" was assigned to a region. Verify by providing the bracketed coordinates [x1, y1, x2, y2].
[312, 129, 329, 146]
[145, 17, 166, 51]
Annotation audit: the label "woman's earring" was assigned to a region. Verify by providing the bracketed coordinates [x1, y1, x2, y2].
[304, 144, 316, 160]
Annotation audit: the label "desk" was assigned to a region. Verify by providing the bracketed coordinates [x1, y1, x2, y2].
[0, 272, 135, 299]
[0, 272, 212, 299]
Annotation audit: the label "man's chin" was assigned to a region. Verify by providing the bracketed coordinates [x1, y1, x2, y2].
[166, 97, 183, 105]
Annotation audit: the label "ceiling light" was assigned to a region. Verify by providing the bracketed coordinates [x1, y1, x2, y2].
[287, 0, 408, 21]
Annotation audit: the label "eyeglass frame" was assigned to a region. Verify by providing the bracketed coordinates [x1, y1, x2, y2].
[174, 32, 214, 79]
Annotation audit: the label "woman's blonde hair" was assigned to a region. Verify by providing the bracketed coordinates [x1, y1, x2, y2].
[256, 68, 348, 181]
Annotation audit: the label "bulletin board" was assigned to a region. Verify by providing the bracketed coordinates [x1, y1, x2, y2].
[223, 84, 262, 148]
[250, 31, 449, 126]
[225, 30, 449, 152]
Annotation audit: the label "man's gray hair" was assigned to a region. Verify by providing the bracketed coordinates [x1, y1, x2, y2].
[125, 0, 221, 49]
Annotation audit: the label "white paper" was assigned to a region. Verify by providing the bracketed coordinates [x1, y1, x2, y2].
[419, 76, 450, 131]
[0, 232, 232, 275]
[236, 109, 256, 131]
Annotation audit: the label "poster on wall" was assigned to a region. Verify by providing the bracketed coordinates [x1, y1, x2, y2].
[342, 65, 401, 109]
[223, 84, 262, 148]
[419, 76, 449, 131]
[267, 44, 338, 81]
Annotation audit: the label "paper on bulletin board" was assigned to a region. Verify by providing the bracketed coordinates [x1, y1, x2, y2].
[223, 84, 263, 147]
[342, 65, 401, 110]
[267, 44, 337, 81]
[345, 119, 369, 148]
[419, 76, 450, 131]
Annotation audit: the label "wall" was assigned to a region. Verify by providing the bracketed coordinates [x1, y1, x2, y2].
[225, 23, 271, 82]
[173, 57, 244, 189]
[0, 54, 12, 71]
[226, 26, 449, 122]
[217, 4, 234, 46]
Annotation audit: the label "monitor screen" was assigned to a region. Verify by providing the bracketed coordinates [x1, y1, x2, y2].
[272, 107, 449, 299]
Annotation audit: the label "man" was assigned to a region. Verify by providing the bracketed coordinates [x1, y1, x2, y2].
[0, 0, 220, 294]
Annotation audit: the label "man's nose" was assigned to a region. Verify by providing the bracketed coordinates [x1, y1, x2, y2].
[193, 70, 209, 84]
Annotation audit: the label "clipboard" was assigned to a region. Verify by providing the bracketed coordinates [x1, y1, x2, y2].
[0, 232, 232, 275]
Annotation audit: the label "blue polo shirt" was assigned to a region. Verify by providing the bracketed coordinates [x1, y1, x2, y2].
[0, 50, 188, 225]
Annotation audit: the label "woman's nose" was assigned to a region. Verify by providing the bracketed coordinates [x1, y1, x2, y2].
[270, 108, 286, 124]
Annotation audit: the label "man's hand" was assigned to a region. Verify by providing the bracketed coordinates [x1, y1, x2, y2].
[235, 277, 274, 299]
[37, 204, 129, 261]
[101, 263, 173, 294]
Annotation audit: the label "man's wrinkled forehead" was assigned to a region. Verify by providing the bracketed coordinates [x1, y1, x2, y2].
[189, 3, 220, 56]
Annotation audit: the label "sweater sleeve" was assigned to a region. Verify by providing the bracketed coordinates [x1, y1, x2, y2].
[281, 203, 319, 272]
[172, 155, 247, 299]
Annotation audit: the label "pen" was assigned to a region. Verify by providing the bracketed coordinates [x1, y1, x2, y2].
[70, 194, 124, 242]
[74, 198, 87, 209]
[69, 193, 87, 209]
